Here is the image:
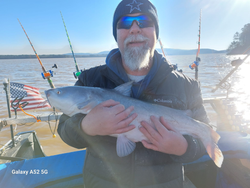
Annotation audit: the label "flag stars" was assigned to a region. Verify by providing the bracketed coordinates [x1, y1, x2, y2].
[126, 0, 144, 13]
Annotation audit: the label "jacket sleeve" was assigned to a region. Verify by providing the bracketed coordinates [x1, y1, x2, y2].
[57, 113, 90, 149]
[170, 78, 208, 163]
[170, 135, 206, 163]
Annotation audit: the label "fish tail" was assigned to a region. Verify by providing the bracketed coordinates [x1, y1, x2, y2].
[210, 128, 221, 143]
[206, 142, 224, 168]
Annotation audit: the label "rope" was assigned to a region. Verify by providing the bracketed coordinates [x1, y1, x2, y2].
[18, 104, 58, 138]
[18, 104, 41, 122]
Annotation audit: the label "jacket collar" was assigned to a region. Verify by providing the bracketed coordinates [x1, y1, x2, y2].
[104, 48, 174, 98]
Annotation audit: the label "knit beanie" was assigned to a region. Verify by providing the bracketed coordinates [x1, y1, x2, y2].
[113, 0, 159, 41]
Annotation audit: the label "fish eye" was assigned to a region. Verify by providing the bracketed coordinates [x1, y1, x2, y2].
[57, 91, 61, 94]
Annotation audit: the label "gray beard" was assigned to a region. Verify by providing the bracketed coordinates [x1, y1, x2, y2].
[123, 35, 151, 71]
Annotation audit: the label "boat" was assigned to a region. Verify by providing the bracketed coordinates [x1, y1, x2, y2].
[0, 148, 85, 188]
[0, 131, 45, 164]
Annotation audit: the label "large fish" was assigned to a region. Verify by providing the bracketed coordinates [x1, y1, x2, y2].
[45, 82, 223, 167]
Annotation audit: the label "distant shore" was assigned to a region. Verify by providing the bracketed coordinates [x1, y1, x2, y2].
[0, 48, 227, 59]
[0, 54, 107, 60]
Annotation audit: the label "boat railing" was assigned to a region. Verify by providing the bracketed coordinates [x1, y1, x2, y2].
[204, 97, 250, 133]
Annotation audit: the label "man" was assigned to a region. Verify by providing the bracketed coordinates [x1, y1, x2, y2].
[58, 0, 209, 187]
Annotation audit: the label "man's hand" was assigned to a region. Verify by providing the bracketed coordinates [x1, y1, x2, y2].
[139, 116, 188, 156]
[81, 99, 137, 136]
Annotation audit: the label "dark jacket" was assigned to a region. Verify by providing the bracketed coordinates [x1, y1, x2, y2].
[58, 50, 209, 188]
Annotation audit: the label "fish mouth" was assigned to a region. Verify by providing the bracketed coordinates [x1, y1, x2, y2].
[44, 90, 51, 105]
[44, 90, 50, 98]
[45, 99, 52, 107]
[44, 90, 55, 108]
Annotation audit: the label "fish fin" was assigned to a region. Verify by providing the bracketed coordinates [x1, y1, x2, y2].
[206, 142, 224, 168]
[77, 100, 96, 114]
[210, 128, 221, 143]
[116, 134, 136, 157]
[114, 81, 134, 97]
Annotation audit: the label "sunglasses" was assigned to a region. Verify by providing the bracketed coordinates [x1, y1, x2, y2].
[117, 15, 154, 29]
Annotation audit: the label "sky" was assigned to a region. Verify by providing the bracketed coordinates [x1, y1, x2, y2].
[0, 0, 250, 55]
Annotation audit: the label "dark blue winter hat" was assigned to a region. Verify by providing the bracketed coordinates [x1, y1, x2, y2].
[113, 0, 159, 41]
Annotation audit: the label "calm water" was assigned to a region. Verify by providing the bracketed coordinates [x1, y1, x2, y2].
[0, 54, 249, 156]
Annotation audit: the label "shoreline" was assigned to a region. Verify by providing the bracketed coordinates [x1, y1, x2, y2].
[0, 54, 107, 60]
[0, 49, 227, 60]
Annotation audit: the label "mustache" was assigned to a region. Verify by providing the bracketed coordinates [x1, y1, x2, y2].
[124, 35, 149, 46]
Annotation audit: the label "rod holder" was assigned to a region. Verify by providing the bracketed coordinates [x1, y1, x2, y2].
[3, 78, 15, 147]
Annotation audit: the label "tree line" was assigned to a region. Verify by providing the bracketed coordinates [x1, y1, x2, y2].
[0, 54, 107, 59]
[227, 23, 250, 54]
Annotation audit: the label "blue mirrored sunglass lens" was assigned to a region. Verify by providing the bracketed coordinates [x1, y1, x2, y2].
[118, 21, 132, 29]
[122, 15, 147, 22]
[117, 15, 153, 29]
[138, 20, 152, 28]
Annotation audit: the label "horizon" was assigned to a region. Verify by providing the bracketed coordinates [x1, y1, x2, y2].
[0, 0, 249, 55]
[0, 48, 227, 56]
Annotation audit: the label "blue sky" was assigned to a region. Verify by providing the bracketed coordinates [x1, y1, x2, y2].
[0, 0, 249, 55]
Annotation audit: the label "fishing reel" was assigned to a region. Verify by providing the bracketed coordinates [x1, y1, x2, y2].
[189, 57, 201, 70]
[41, 70, 54, 79]
[231, 58, 242, 67]
[50, 64, 58, 76]
[52, 64, 58, 69]
[73, 70, 82, 79]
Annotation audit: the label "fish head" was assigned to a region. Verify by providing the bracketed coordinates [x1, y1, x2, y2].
[45, 86, 98, 116]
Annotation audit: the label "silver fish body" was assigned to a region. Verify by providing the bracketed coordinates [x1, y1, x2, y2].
[45, 82, 223, 167]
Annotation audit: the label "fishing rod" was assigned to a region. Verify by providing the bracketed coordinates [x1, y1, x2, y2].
[158, 38, 167, 58]
[189, 10, 202, 80]
[60, 11, 81, 78]
[18, 19, 58, 138]
[17, 19, 55, 89]
[211, 47, 250, 93]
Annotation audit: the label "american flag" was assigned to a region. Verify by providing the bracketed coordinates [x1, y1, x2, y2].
[10, 82, 50, 111]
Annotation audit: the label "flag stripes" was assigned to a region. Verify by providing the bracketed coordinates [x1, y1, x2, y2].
[10, 82, 50, 111]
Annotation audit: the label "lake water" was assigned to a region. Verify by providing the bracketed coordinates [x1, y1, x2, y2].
[0, 54, 249, 156]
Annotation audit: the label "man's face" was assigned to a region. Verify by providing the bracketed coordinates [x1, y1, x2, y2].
[116, 13, 157, 71]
